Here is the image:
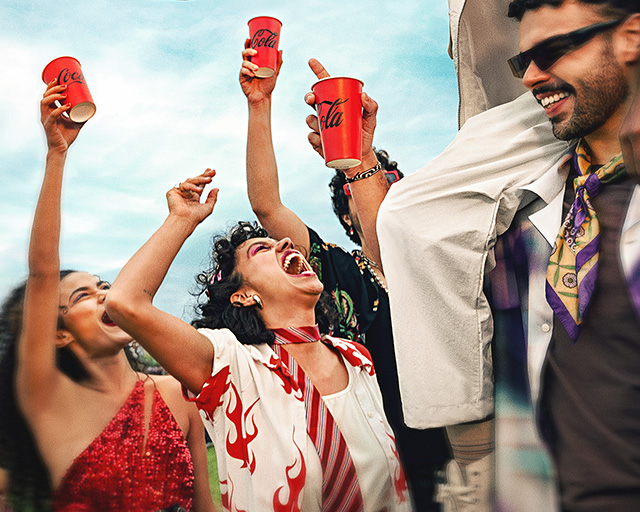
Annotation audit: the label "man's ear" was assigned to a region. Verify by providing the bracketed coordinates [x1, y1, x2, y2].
[55, 330, 75, 348]
[619, 14, 640, 65]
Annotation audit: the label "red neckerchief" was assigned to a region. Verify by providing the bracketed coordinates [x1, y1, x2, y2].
[270, 325, 364, 512]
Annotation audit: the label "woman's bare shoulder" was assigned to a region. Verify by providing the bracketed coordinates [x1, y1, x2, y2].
[149, 374, 199, 428]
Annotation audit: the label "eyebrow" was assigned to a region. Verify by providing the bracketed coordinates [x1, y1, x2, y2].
[68, 280, 109, 301]
[68, 286, 91, 302]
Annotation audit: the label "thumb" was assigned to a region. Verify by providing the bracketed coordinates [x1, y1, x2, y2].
[308, 58, 330, 79]
[361, 92, 378, 117]
[204, 188, 219, 208]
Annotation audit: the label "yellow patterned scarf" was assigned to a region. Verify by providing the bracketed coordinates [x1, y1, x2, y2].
[546, 140, 626, 341]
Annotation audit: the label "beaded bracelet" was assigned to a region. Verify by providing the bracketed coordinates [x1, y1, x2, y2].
[344, 161, 382, 183]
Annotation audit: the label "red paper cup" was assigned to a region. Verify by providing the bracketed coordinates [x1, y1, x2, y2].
[311, 77, 363, 169]
[248, 16, 282, 78]
[42, 56, 96, 123]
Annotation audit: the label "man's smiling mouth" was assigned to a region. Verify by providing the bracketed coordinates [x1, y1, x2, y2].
[538, 91, 570, 108]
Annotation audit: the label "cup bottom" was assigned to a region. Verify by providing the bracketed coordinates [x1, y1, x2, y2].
[70, 102, 96, 123]
[255, 67, 276, 78]
[325, 158, 362, 169]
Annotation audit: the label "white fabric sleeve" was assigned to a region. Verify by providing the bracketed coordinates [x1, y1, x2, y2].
[377, 93, 568, 427]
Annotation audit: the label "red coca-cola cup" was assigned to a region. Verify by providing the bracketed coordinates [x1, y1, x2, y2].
[247, 16, 282, 78]
[42, 56, 96, 123]
[311, 76, 364, 169]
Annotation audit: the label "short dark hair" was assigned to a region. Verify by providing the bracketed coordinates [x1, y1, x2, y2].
[329, 148, 403, 245]
[508, 0, 639, 20]
[192, 221, 340, 344]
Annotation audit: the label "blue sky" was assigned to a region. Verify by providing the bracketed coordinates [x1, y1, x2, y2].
[0, 0, 459, 319]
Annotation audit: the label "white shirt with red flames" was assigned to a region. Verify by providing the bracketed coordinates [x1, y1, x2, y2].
[184, 327, 411, 512]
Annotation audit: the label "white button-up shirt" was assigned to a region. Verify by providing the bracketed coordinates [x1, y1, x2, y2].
[184, 328, 411, 512]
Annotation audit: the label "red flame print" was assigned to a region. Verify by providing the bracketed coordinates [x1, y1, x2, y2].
[272, 432, 306, 512]
[329, 337, 375, 375]
[225, 382, 260, 474]
[386, 432, 408, 502]
[267, 354, 303, 401]
[197, 365, 231, 423]
[221, 475, 250, 512]
[219, 479, 229, 510]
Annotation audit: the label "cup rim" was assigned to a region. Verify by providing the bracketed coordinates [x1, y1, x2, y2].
[42, 56, 82, 82]
[248, 16, 283, 27]
[311, 76, 364, 90]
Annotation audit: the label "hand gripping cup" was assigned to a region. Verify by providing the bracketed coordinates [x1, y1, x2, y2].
[42, 57, 96, 123]
[311, 77, 364, 169]
[248, 16, 282, 78]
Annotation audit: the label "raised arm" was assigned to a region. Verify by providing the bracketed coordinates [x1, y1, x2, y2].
[240, 41, 311, 255]
[304, 59, 389, 268]
[16, 81, 83, 409]
[105, 170, 218, 394]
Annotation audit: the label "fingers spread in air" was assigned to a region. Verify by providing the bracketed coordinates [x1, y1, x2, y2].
[178, 169, 216, 191]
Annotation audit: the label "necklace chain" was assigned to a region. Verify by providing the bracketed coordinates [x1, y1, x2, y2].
[353, 250, 388, 293]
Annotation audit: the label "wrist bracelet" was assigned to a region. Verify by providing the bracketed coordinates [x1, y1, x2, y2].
[344, 161, 382, 183]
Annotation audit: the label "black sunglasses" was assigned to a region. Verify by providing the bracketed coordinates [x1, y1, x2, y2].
[507, 19, 624, 78]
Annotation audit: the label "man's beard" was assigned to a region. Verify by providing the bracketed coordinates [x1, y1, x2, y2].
[550, 45, 628, 141]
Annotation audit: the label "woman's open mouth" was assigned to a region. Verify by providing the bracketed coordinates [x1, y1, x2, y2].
[101, 312, 117, 327]
[282, 251, 315, 277]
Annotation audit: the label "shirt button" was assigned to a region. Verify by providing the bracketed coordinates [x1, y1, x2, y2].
[541, 323, 551, 333]
[367, 411, 374, 418]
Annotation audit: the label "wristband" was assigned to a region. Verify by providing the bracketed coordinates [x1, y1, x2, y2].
[344, 161, 382, 183]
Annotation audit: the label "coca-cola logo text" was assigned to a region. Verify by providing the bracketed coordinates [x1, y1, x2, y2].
[251, 29, 278, 49]
[317, 98, 348, 130]
[57, 68, 86, 87]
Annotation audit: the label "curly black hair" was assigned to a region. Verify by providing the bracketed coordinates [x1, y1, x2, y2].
[329, 148, 403, 246]
[508, 0, 639, 20]
[192, 221, 340, 343]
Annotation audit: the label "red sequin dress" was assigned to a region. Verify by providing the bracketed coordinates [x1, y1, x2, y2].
[51, 379, 194, 512]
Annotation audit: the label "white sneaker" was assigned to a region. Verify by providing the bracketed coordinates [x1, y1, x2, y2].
[434, 455, 494, 511]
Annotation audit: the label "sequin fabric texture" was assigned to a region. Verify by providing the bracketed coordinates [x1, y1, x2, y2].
[51, 379, 194, 511]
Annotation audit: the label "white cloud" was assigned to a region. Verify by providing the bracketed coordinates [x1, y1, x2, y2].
[0, 0, 459, 318]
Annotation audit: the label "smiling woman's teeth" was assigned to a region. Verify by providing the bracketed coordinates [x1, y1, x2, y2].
[283, 253, 307, 275]
[283, 254, 292, 272]
[540, 92, 568, 107]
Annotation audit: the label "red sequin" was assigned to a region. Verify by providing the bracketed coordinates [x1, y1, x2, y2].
[51, 380, 194, 511]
